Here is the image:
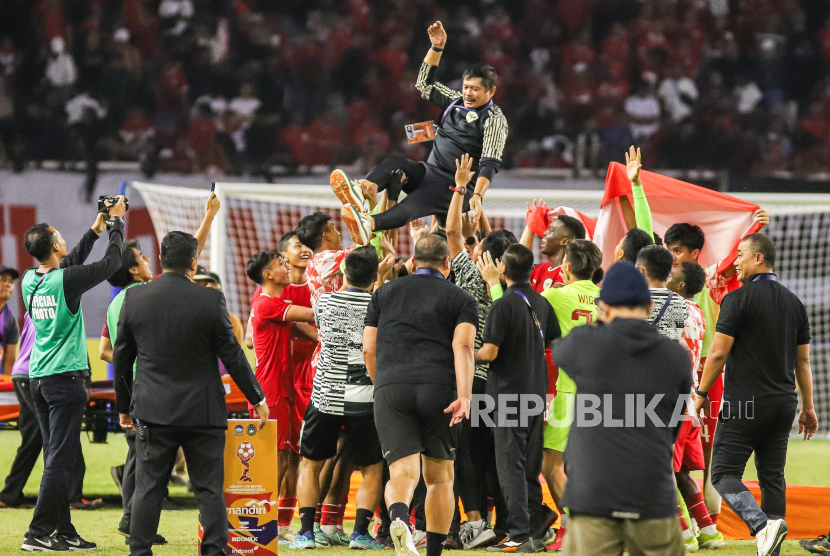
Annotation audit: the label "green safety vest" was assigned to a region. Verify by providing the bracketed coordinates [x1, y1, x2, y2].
[106, 281, 143, 377]
[22, 268, 89, 378]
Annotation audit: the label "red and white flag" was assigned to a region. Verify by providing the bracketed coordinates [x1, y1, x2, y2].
[526, 205, 598, 241]
[593, 162, 763, 272]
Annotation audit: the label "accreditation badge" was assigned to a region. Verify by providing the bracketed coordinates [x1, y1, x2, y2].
[405, 121, 436, 144]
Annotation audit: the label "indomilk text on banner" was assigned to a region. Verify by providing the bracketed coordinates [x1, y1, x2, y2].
[198, 420, 278, 556]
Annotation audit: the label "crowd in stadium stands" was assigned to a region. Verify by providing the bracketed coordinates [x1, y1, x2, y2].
[1, 0, 830, 189]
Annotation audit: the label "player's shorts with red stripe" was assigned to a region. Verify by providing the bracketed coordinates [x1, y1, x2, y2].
[249, 397, 301, 453]
[673, 419, 705, 472]
[697, 359, 724, 451]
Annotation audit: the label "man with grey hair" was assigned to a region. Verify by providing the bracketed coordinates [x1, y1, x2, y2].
[695, 233, 817, 556]
[364, 234, 478, 556]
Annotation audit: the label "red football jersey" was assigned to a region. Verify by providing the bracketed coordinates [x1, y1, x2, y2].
[281, 281, 316, 389]
[530, 263, 564, 293]
[250, 293, 293, 401]
[306, 247, 353, 308]
[530, 264, 564, 396]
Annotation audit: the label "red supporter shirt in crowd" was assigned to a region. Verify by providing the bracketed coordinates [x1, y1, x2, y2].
[281, 281, 316, 390]
[250, 292, 294, 403]
[530, 263, 564, 293]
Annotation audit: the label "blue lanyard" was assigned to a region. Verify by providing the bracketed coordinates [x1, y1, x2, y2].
[514, 290, 545, 340]
[751, 273, 778, 282]
[440, 98, 494, 124]
[346, 287, 367, 293]
[414, 268, 445, 279]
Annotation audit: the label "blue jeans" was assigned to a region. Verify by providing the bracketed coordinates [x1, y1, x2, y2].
[29, 374, 87, 537]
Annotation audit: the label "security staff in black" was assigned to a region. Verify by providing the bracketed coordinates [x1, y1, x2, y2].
[330, 20, 508, 243]
[695, 234, 818, 556]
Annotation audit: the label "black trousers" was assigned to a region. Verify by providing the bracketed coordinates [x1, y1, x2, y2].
[455, 377, 490, 517]
[1, 377, 89, 508]
[711, 397, 797, 536]
[28, 375, 87, 538]
[493, 410, 545, 542]
[130, 424, 225, 556]
[366, 156, 473, 231]
[0, 377, 43, 506]
[121, 430, 137, 524]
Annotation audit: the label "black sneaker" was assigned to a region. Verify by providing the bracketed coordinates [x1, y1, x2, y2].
[53, 534, 97, 551]
[161, 497, 183, 511]
[21, 533, 69, 552]
[533, 506, 559, 540]
[516, 538, 547, 553]
[374, 535, 394, 549]
[110, 466, 124, 494]
[124, 534, 168, 545]
[69, 498, 103, 510]
[487, 536, 522, 552]
[799, 533, 830, 554]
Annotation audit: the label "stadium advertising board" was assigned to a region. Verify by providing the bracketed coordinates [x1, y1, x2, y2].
[199, 419, 278, 555]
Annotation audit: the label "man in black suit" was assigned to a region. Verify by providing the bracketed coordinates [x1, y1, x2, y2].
[114, 231, 269, 556]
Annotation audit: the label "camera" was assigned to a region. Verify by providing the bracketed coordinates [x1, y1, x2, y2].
[98, 195, 130, 215]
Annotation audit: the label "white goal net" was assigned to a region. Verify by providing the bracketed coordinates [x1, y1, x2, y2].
[131, 181, 830, 438]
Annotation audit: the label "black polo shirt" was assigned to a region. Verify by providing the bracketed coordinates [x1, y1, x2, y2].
[365, 270, 479, 390]
[716, 273, 810, 404]
[482, 283, 560, 398]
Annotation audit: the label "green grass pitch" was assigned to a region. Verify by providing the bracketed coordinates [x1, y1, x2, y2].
[0, 431, 826, 555]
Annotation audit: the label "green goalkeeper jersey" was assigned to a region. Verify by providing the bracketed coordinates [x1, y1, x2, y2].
[542, 279, 600, 394]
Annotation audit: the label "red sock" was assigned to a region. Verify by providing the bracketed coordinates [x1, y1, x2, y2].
[337, 494, 348, 526]
[685, 492, 715, 529]
[315, 503, 323, 525]
[278, 497, 297, 528]
[710, 513, 719, 525]
[321, 503, 338, 526]
[678, 503, 690, 532]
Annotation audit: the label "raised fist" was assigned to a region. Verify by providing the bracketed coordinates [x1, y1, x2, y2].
[428, 21, 447, 48]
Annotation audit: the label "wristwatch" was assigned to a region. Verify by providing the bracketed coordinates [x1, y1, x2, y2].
[694, 388, 708, 398]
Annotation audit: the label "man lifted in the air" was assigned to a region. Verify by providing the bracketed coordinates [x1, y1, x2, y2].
[330, 20, 508, 245]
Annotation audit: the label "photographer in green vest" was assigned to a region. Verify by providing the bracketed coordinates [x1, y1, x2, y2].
[19, 195, 126, 552]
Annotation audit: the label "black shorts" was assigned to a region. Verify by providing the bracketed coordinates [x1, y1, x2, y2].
[373, 383, 460, 464]
[299, 402, 383, 467]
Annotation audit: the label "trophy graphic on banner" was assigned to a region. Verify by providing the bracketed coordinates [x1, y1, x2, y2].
[236, 442, 255, 483]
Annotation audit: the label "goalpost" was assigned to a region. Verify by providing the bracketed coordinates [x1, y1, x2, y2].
[131, 181, 830, 438]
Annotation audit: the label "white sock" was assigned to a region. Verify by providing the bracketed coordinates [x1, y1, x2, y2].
[468, 519, 485, 528]
[701, 525, 718, 535]
[682, 528, 694, 540]
[321, 524, 338, 535]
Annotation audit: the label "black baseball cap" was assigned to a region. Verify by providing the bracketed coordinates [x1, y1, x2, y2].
[0, 266, 20, 280]
[193, 266, 221, 285]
